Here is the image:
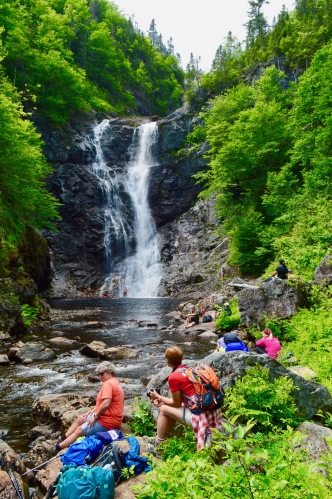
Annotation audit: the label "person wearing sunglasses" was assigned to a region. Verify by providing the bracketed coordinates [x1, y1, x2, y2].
[55, 361, 124, 452]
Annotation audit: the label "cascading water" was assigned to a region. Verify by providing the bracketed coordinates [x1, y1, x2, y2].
[92, 120, 162, 297]
[91, 120, 133, 271]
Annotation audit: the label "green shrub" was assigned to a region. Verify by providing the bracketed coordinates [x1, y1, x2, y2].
[21, 303, 38, 327]
[158, 425, 197, 461]
[134, 420, 329, 498]
[225, 366, 304, 431]
[280, 291, 332, 391]
[215, 298, 240, 331]
[128, 399, 156, 437]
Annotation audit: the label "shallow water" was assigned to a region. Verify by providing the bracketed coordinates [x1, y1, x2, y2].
[0, 298, 215, 452]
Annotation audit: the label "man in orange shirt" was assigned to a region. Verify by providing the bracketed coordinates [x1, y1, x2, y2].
[56, 361, 124, 452]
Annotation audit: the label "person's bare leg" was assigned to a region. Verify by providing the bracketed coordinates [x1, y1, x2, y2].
[59, 426, 85, 450]
[62, 414, 86, 439]
[157, 406, 187, 440]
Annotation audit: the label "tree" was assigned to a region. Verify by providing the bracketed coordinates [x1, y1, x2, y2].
[148, 18, 158, 46]
[246, 0, 270, 48]
[0, 74, 60, 248]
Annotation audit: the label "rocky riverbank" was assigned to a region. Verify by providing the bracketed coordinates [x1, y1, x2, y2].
[1, 256, 332, 497]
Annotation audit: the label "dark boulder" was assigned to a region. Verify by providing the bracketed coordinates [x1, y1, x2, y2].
[238, 280, 310, 328]
[314, 255, 332, 286]
[8, 342, 56, 363]
[147, 351, 332, 419]
[206, 351, 332, 419]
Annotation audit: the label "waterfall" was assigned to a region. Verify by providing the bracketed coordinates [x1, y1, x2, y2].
[91, 120, 133, 271]
[92, 120, 162, 298]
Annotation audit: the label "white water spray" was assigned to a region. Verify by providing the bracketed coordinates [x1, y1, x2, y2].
[92, 120, 162, 297]
[121, 122, 162, 297]
[91, 120, 133, 269]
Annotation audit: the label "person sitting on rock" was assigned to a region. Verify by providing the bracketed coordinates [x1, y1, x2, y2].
[55, 361, 124, 453]
[222, 302, 232, 316]
[183, 306, 200, 329]
[149, 346, 222, 451]
[223, 332, 250, 353]
[270, 259, 288, 280]
[256, 328, 282, 359]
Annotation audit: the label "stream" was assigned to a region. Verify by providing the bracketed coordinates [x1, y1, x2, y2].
[0, 298, 215, 453]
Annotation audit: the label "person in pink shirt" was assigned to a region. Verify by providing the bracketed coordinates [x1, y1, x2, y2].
[256, 328, 282, 359]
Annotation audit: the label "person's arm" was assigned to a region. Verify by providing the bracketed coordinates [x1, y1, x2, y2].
[87, 398, 112, 426]
[256, 338, 265, 347]
[150, 389, 182, 408]
[270, 271, 277, 277]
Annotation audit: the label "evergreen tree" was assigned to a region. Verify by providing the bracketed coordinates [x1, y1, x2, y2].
[148, 18, 158, 46]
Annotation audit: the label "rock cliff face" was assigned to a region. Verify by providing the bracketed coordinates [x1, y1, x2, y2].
[39, 109, 219, 297]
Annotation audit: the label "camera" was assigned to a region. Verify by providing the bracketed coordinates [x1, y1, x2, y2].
[147, 387, 161, 398]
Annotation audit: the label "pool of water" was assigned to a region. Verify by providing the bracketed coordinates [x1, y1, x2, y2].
[0, 298, 215, 452]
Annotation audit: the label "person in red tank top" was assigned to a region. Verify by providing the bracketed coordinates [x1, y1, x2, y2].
[149, 346, 222, 451]
[149, 346, 194, 446]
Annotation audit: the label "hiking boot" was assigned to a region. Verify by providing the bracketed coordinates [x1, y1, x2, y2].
[145, 441, 161, 457]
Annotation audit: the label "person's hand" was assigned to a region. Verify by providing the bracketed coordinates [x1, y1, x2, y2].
[87, 414, 98, 426]
[83, 409, 94, 417]
[149, 389, 159, 401]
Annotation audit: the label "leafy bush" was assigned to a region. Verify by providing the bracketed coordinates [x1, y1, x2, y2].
[21, 304, 38, 327]
[158, 424, 196, 461]
[128, 399, 156, 437]
[225, 366, 303, 430]
[215, 298, 240, 331]
[134, 420, 328, 498]
[281, 292, 332, 391]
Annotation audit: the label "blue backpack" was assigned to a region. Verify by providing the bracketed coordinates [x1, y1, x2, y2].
[60, 436, 103, 466]
[57, 465, 114, 499]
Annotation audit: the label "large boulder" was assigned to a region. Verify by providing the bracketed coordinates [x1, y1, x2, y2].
[80, 341, 138, 360]
[314, 255, 332, 285]
[0, 439, 29, 498]
[147, 351, 332, 419]
[8, 342, 56, 363]
[238, 280, 309, 328]
[206, 351, 332, 419]
[32, 393, 96, 428]
[296, 422, 332, 461]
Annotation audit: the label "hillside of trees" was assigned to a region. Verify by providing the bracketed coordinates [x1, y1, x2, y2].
[0, 0, 184, 271]
[1, 2, 332, 496]
[1, 0, 332, 281]
[185, 0, 332, 281]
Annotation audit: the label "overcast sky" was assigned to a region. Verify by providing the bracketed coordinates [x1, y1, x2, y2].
[112, 0, 295, 71]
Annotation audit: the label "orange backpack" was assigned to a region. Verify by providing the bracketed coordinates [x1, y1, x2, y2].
[180, 365, 225, 414]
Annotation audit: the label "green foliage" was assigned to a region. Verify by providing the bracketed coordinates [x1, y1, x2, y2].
[280, 289, 332, 391]
[21, 303, 38, 327]
[158, 424, 197, 461]
[0, 0, 184, 124]
[225, 366, 304, 430]
[0, 74, 61, 251]
[128, 399, 156, 437]
[215, 298, 240, 331]
[185, 125, 206, 146]
[134, 420, 329, 498]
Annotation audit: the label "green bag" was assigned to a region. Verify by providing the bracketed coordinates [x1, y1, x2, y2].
[57, 465, 115, 499]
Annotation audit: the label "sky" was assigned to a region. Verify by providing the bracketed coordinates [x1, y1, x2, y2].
[112, 0, 295, 71]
